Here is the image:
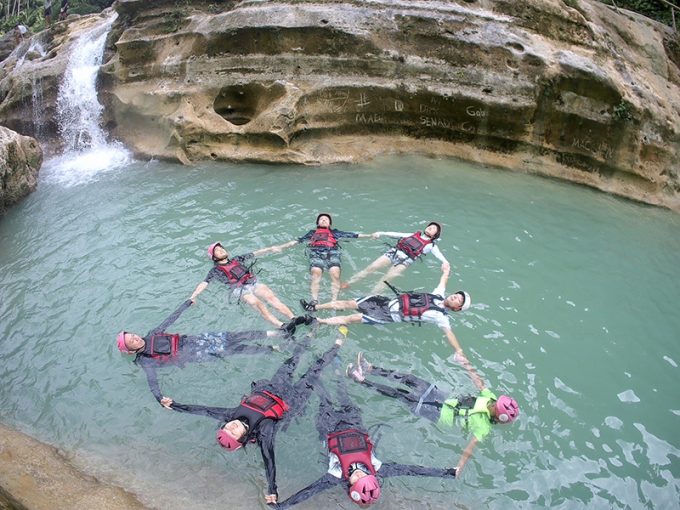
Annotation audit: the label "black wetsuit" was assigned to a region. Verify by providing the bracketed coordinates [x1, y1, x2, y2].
[276, 376, 456, 509]
[135, 300, 274, 402]
[165, 333, 341, 500]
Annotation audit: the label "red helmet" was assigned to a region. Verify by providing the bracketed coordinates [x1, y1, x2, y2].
[216, 428, 242, 451]
[349, 475, 381, 505]
[208, 242, 223, 261]
[495, 395, 519, 424]
[116, 331, 131, 353]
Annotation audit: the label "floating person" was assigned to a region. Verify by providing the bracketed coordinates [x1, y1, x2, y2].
[273, 213, 378, 304]
[276, 372, 457, 508]
[159, 327, 348, 506]
[347, 352, 519, 477]
[302, 263, 471, 357]
[342, 221, 449, 293]
[189, 241, 306, 333]
[116, 299, 286, 403]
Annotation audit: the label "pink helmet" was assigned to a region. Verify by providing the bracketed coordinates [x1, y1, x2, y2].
[216, 428, 242, 451]
[349, 475, 381, 505]
[494, 395, 519, 424]
[208, 242, 223, 260]
[116, 331, 131, 354]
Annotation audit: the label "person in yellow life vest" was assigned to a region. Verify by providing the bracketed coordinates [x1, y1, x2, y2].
[347, 352, 519, 476]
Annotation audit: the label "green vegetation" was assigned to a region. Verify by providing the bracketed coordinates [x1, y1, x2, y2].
[0, 0, 114, 36]
[613, 100, 634, 121]
[599, 0, 679, 26]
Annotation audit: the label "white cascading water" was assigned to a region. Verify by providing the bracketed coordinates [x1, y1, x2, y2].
[48, 12, 130, 185]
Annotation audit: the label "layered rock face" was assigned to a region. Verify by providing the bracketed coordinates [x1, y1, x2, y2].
[0, 126, 42, 214]
[0, 1, 678, 210]
[102, 0, 679, 209]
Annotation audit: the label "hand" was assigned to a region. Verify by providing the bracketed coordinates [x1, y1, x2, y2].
[160, 397, 173, 409]
[441, 262, 451, 273]
[265, 494, 278, 505]
[453, 350, 468, 365]
[371, 232, 380, 239]
[189, 297, 196, 304]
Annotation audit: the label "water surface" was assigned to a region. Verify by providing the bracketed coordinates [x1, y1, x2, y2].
[1, 155, 678, 509]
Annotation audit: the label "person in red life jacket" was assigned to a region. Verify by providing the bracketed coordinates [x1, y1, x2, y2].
[272, 213, 379, 304]
[116, 300, 285, 403]
[346, 352, 519, 478]
[302, 264, 473, 360]
[189, 241, 306, 334]
[276, 374, 457, 509]
[343, 222, 449, 294]
[159, 327, 348, 505]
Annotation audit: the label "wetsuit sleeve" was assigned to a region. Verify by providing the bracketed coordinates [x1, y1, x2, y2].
[258, 419, 279, 496]
[204, 267, 218, 283]
[139, 361, 162, 402]
[275, 473, 339, 509]
[298, 230, 314, 243]
[168, 401, 235, 422]
[332, 229, 359, 239]
[378, 462, 457, 479]
[148, 300, 192, 335]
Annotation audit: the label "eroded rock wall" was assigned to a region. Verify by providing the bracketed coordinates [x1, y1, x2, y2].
[0, 1, 678, 210]
[0, 126, 42, 214]
[100, 0, 679, 209]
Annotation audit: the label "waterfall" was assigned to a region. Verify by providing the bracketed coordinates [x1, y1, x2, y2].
[48, 12, 130, 186]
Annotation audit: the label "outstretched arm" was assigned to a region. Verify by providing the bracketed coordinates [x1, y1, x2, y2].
[454, 436, 478, 476]
[149, 300, 192, 335]
[189, 281, 208, 303]
[159, 397, 234, 421]
[378, 462, 457, 479]
[259, 420, 279, 504]
[253, 240, 298, 257]
[140, 362, 162, 403]
[275, 473, 340, 509]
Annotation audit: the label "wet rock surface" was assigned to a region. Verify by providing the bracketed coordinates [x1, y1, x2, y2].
[0, 126, 42, 215]
[0, 423, 147, 510]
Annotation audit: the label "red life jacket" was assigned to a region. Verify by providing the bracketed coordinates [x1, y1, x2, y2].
[216, 259, 255, 286]
[399, 293, 447, 320]
[146, 333, 180, 361]
[396, 231, 432, 259]
[327, 428, 377, 479]
[309, 227, 338, 249]
[240, 390, 289, 420]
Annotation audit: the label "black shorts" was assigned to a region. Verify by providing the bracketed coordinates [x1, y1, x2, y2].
[356, 295, 395, 324]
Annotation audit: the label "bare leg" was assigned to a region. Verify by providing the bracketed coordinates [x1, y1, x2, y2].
[329, 266, 341, 301]
[371, 264, 408, 294]
[255, 284, 294, 319]
[317, 313, 363, 326]
[241, 293, 283, 328]
[345, 255, 391, 287]
[310, 267, 323, 301]
[316, 299, 359, 311]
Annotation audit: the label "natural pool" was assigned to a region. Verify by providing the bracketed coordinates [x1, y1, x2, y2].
[1, 153, 678, 509]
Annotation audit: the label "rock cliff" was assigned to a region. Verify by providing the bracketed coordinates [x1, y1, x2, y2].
[0, 126, 42, 215]
[1, 0, 679, 210]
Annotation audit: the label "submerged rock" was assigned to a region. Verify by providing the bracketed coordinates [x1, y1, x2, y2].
[0, 423, 147, 510]
[0, 126, 42, 215]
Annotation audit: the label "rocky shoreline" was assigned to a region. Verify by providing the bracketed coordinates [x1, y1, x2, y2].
[0, 423, 147, 510]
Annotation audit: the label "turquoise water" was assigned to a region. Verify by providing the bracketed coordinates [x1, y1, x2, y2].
[0, 155, 679, 509]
